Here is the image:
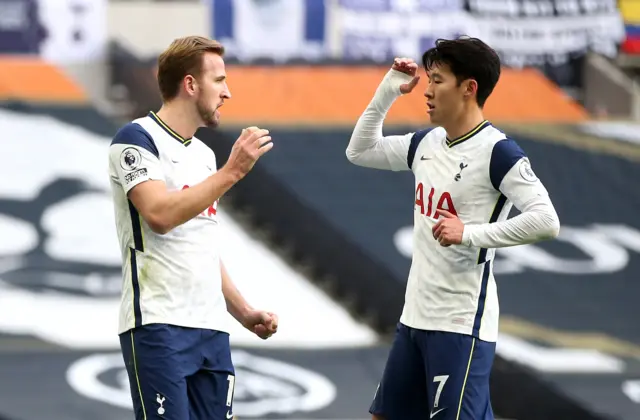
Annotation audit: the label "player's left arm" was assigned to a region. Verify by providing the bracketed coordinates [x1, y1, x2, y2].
[434, 139, 560, 248]
[220, 261, 278, 339]
[463, 140, 560, 248]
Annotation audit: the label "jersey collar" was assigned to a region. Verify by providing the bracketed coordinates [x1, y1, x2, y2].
[148, 111, 192, 146]
[446, 120, 491, 148]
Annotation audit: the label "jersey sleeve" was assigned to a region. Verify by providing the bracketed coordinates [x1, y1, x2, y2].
[489, 139, 550, 209]
[346, 132, 413, 171]
[460, 138, 560, 248]
[109, 123, 165, 194]
[346, 68, 421, 171]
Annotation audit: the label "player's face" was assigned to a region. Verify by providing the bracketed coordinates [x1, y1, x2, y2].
[424, 63, 469, 125]
[194, 52, 231, 128]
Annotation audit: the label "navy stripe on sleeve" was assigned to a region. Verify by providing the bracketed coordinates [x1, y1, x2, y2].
[489, 138, 526, 191]
[407, 128, 433, 169]
[111, 123, 159, 158]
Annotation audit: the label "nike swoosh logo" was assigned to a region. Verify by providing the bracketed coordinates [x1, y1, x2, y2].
[430, 407, 446, 418]
[226, 411, 234, 419]
[421, 156, 432, 161]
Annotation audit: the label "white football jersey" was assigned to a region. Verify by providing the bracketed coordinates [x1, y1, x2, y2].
[361, 121, 550, 342]
[108, 112, 228, 335]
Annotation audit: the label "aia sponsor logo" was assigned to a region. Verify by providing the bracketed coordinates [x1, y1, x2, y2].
[415, 182, 457, 219]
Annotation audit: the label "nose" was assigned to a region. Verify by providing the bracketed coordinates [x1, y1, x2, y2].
[222, 82, 231, 100]
[424, 84, 434, 99]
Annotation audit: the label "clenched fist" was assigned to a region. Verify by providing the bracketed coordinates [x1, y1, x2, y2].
[432, 209, 464, 247]
[392, 57, 421, 94]
[224, 126, 273, 178]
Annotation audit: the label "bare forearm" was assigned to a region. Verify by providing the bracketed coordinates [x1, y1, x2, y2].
[221, 261, 252, 322]
[153, 168, 240, 233]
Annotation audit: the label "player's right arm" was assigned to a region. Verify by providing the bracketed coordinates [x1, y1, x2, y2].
[109, 124, 272, 234]
[346, 58, 421, 171]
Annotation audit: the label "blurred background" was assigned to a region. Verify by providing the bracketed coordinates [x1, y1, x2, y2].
[0, 0, 639, 419]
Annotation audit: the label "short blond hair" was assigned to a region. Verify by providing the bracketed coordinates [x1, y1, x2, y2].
[157, 36, 225, 101]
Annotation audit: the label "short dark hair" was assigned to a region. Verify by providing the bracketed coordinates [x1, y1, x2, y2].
[422, 37, 501, 108]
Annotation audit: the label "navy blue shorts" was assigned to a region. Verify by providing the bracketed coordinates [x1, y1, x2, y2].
[119, 324, 235, 420]
[370, 323, 496, 420]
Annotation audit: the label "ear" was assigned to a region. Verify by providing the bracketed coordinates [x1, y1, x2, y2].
[464, 79, 478, 100]
[183, 75, 197, 96]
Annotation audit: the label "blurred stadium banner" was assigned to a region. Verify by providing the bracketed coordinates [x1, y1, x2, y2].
[333, 0, 622, 83]
[206, 0, 623, 88]
[0, 0, 624, 78]
[0, 0, 107, 63]
[212, 0, 327, 62]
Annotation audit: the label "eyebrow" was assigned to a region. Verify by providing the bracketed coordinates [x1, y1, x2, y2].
[428, 72, 442, 79]
[214, 75, 227, 82]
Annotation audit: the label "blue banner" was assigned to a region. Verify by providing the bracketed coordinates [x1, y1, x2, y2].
[338, 0, 463, 12]
[213, 0, 327, 62]
[0, 0, 46, 54]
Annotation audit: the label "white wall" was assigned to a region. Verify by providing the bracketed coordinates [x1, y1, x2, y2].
[108, 1, 210, 57]
[59, 2, 211, 121]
